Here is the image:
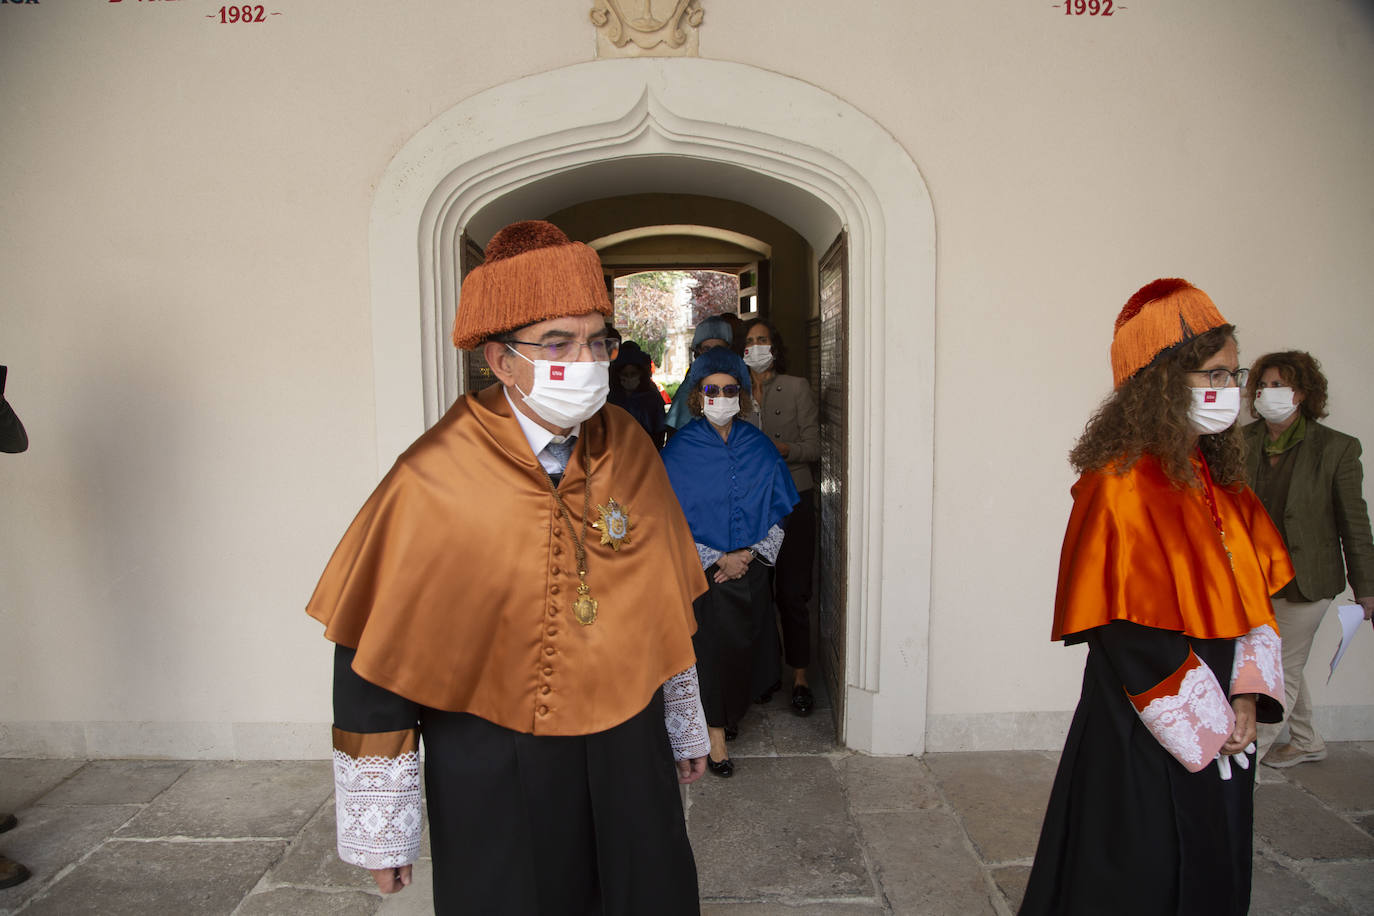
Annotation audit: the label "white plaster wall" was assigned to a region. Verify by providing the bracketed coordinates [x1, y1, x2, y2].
[704, 0, 1374, 747]
[2, 0, 1372, 756]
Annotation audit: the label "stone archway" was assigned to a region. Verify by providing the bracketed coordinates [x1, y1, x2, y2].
[367, 58, 936, 754]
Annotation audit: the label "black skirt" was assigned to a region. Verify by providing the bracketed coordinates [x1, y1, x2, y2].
[420, 692, 700, 915]
[692, 561, 774, 729]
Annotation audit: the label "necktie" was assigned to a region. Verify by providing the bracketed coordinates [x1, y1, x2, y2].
[543, 436, 576, 485]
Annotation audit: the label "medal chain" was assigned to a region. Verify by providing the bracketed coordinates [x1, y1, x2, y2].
[545, 463, 597, 624]
[1196, 448, 1235, 571]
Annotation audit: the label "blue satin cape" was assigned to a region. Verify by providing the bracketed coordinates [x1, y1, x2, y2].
[662, 417, 799, 553]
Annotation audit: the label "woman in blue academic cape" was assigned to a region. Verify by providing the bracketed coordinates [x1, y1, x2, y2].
[662, 347, 798, 778]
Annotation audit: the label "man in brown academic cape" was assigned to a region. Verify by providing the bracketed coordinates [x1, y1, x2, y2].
[307, 221, 710, 915]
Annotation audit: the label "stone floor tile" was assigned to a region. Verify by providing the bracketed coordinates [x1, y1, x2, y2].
[117, 760, 331, 839]
[702, 904, 885, 914]
[1254, 783, 1374, 860]
[1302, 860, 1374, 914]
[833, 754, 943, 814]
[1277, 745, 1374, 812]
[0, 803, 140, 912]
[0, 759, 86, 812]
[1248, 855, 1347, 916]
[374, 857, 433, 915]
[730, 709, 779, 759]
[990, 865, 1030, 913]
[18, 838, 284, 916]
[265, 799, 377, 891]
[236, 886, 382, 916]
[768, 706, 841, 757]
[924, 751, 1058, 864]
[688, 756, 870, 902]
[857, 809, 997, 916]
[36, 760, 190, 806]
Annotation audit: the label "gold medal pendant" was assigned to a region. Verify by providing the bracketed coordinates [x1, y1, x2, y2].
[574, 582, 598, 626]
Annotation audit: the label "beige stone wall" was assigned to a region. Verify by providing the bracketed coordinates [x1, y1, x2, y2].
[1, 1, 1370, 756]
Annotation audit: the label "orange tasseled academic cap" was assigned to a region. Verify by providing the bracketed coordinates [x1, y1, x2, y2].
[452, 220, 612, 350]
[1110, 278, 1229, 388]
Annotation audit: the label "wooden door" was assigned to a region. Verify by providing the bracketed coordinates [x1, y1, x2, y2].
[816, 232, 848, 735]
[459, 234, 499, 394]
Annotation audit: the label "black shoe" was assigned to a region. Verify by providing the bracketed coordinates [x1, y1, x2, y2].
[754, 680, 782, 704]
[724, 726, 739, 741]
[0, 855, 30, 890]
[706, 757, 734, 778]
[791, 684, 815, 717]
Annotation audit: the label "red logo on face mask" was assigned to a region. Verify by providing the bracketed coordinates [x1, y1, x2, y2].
[550, 366, 565, 381]
[706, 398, 715, 405]
[1204, 390, 1217, 403]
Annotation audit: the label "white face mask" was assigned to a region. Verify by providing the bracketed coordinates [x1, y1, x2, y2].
[743, 345, 773, 372]
[508, 346, 609, 429]
[703, 395, 740, 427]
[1187, 386, 1241, 435]
[1254, 386, 1299, 424]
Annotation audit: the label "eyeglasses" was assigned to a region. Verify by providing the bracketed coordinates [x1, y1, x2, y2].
[506, 336, 620, 362]
[701, 384, 741, 398]
[1187, 367, 1249, 389]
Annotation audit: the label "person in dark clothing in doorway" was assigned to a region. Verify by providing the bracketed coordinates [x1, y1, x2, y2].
[1, 366, 32, 891]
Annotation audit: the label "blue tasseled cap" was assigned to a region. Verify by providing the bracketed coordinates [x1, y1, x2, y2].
[686, 347, 750, 391]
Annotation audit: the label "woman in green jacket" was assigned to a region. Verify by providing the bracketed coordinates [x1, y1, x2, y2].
[1244, 351, 1374, 768]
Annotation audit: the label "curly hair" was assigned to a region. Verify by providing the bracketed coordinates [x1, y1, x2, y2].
[687, 385, 754, 420]
[1244, 350, 1329, 421]
[1070, 325, 1246, 487]
[741, 319, 788, 375]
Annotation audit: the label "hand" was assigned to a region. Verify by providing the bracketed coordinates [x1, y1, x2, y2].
[776, 441, 791, 458]
[1356, 596, 1374, 620]
[1221, 694, 1257, 755]
[677, 756, 706, 784]
[369, 865, 412, 894]
[713, 550, 751, 583]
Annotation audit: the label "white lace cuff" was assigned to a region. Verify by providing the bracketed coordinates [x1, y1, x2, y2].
[1230, 623, 1283, 707]
[663, 665, 710, 760]
[333, 728, 423, 869]
[1128, 651, 1235, 773]
[751, 524, 785, 565]
[696, 543, 723, 570]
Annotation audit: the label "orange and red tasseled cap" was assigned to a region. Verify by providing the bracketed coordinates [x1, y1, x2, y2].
[452, 220, 613, 351]
[1109, 278, 1229, 388]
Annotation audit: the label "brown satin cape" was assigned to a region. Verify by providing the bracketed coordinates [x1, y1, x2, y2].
[1052, 454, 1293, 641]
[306, 386, 707, 736]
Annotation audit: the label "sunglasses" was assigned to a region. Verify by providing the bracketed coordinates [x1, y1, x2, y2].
[701, 384, 741, 398]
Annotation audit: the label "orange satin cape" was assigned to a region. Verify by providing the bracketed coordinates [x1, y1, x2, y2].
[1052, 455, 1293, 641]
[306, 386, 708, 737]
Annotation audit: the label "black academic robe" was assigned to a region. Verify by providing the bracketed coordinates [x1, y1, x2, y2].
[334, 646, 699, 916]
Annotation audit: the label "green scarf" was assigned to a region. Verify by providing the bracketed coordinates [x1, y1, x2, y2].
[1264, 413, 1307, 457]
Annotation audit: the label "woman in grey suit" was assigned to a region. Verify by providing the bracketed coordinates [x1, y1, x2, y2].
[1244, 351, 1374, 768]
[742, 321, 822, 715]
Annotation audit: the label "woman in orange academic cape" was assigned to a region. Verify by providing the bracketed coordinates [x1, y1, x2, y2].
[1020, 279, 1292, 916]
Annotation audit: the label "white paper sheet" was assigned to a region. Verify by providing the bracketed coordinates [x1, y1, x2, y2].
[1327, 604, 1365, 684]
